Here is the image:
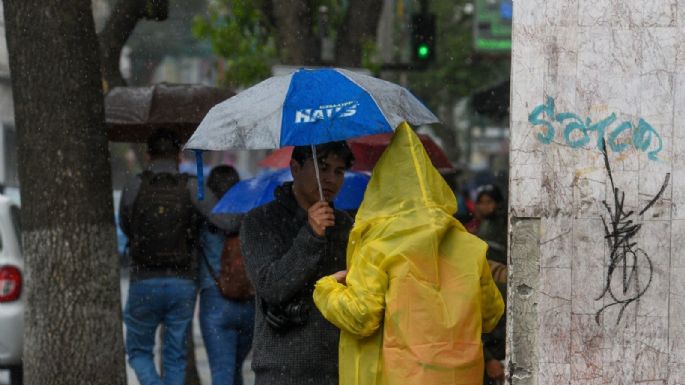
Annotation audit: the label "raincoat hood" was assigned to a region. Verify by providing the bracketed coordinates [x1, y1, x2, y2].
[313, 123, 504, 385]
[354, 122, 457, 223]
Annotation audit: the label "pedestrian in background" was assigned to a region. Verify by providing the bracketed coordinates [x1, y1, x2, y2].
[468, 184, 508, 281]
[198, 165, 255, 385]
[466, 184, 508, 384]
[119, 129, 215, 385]
[240, 142, 354, 385]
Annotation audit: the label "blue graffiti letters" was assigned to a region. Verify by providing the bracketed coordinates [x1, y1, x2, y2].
[528, 97, 556, 144]
[557, 112, 588, 148]
[528, 97, 663, 160]
[607, 121, 632, 153]
[633, 119, 663, 161]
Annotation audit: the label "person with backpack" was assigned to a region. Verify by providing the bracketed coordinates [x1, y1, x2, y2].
[198, 165, 255, 385]
[119, 128, 215, 385]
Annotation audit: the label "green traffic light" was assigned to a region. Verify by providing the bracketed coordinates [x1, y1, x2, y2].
[417, 44, 430, 59]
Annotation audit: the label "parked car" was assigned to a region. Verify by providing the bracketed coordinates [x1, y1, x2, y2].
[0, 193, 23, 385]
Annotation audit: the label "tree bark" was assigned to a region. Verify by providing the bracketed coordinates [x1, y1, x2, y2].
[98, 0, 169, 90]
[335, 0, 384, 67]
[436, 92, 459, 163]
[268, 0, 321, 65]
[3, 1, 126, 384]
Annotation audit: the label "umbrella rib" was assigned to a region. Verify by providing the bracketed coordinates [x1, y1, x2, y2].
[336, 69, 392, 130]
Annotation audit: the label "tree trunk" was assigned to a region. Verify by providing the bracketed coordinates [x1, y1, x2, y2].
[99, 0, 169, 90]
[129, 53, 165, 86]
[335, 0, 384, 67]
[435, 93, 459, 162]
[269, 0, 320, 65]
[3, 1, 126, 384]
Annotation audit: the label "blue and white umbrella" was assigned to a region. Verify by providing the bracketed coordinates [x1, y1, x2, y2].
[185, 68, 438, 151]
[184, 67, 438, 199]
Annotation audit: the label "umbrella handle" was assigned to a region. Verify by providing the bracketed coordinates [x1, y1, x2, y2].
[194, 150, 205, 201]
[311, 145, 324, 201]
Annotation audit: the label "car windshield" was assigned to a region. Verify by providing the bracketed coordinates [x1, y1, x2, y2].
[10, 204, 21, 254]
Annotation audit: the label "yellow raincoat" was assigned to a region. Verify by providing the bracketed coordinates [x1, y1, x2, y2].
[313, 123, 504, 385]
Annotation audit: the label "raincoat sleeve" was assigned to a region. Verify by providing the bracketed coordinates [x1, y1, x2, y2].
[241, 211, 329, 305]
[480, 254, 505, 333]
[313, 248, 387, 337]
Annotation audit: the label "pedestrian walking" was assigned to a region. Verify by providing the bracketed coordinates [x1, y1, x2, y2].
[198, 165, 255, 385]
[119, 128, 215, 385]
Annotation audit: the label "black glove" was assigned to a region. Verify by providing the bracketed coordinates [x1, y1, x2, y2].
[262, 298, 310, 331]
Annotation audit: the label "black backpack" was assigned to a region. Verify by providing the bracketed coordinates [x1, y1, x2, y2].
[129, 171, 195, 270]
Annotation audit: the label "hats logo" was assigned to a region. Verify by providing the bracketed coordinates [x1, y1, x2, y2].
[294, 101, 358, 124]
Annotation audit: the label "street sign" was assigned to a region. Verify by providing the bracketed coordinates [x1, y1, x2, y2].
[474, 0, 512, 52]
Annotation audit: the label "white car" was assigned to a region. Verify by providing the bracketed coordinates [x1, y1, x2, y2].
[0, 193, 22, 385]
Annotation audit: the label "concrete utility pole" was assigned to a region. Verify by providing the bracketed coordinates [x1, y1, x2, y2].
[508, 1, 684, 384]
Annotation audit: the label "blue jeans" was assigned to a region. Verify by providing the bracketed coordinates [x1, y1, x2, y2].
[125, 277, 197, 385]
[199, 285, 255, 385]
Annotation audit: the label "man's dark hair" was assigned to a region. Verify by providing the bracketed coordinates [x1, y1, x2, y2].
[291, 141, 354, 169]
[147, 128, 181, 159]
[207, 165, 240, 198]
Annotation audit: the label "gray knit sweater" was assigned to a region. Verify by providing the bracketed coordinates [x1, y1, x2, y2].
[240, 182, 352, 385]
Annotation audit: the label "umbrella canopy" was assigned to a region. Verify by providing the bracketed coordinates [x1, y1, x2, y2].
[258, 133, 455, 173]
[184, 68, 439, 151]
[105, 83, 235, 142]
[212, 168, 370, 214]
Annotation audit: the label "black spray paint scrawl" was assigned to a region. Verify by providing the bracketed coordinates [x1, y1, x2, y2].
[595, 140, 670, 325]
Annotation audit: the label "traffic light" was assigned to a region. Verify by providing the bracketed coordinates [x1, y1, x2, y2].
[411, 13, 436, 66]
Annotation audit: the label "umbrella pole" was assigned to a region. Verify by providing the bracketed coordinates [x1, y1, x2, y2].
[311, 145, 324, 201]
[194, 150, 205, 201]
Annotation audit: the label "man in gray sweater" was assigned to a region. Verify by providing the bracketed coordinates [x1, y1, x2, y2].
[241, 142, 354, 385]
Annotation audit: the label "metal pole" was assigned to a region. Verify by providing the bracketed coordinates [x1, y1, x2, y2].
[311, 144, 324, 201]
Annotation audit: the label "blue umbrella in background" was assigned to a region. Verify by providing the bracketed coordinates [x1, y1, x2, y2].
[212, 168, 370, 214]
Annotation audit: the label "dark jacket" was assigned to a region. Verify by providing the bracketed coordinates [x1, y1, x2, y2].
[119, 159, 217, 281]
[241, 182, 352, 385]
[474, 210, 508, 265]
[483, 281, 507, 363]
